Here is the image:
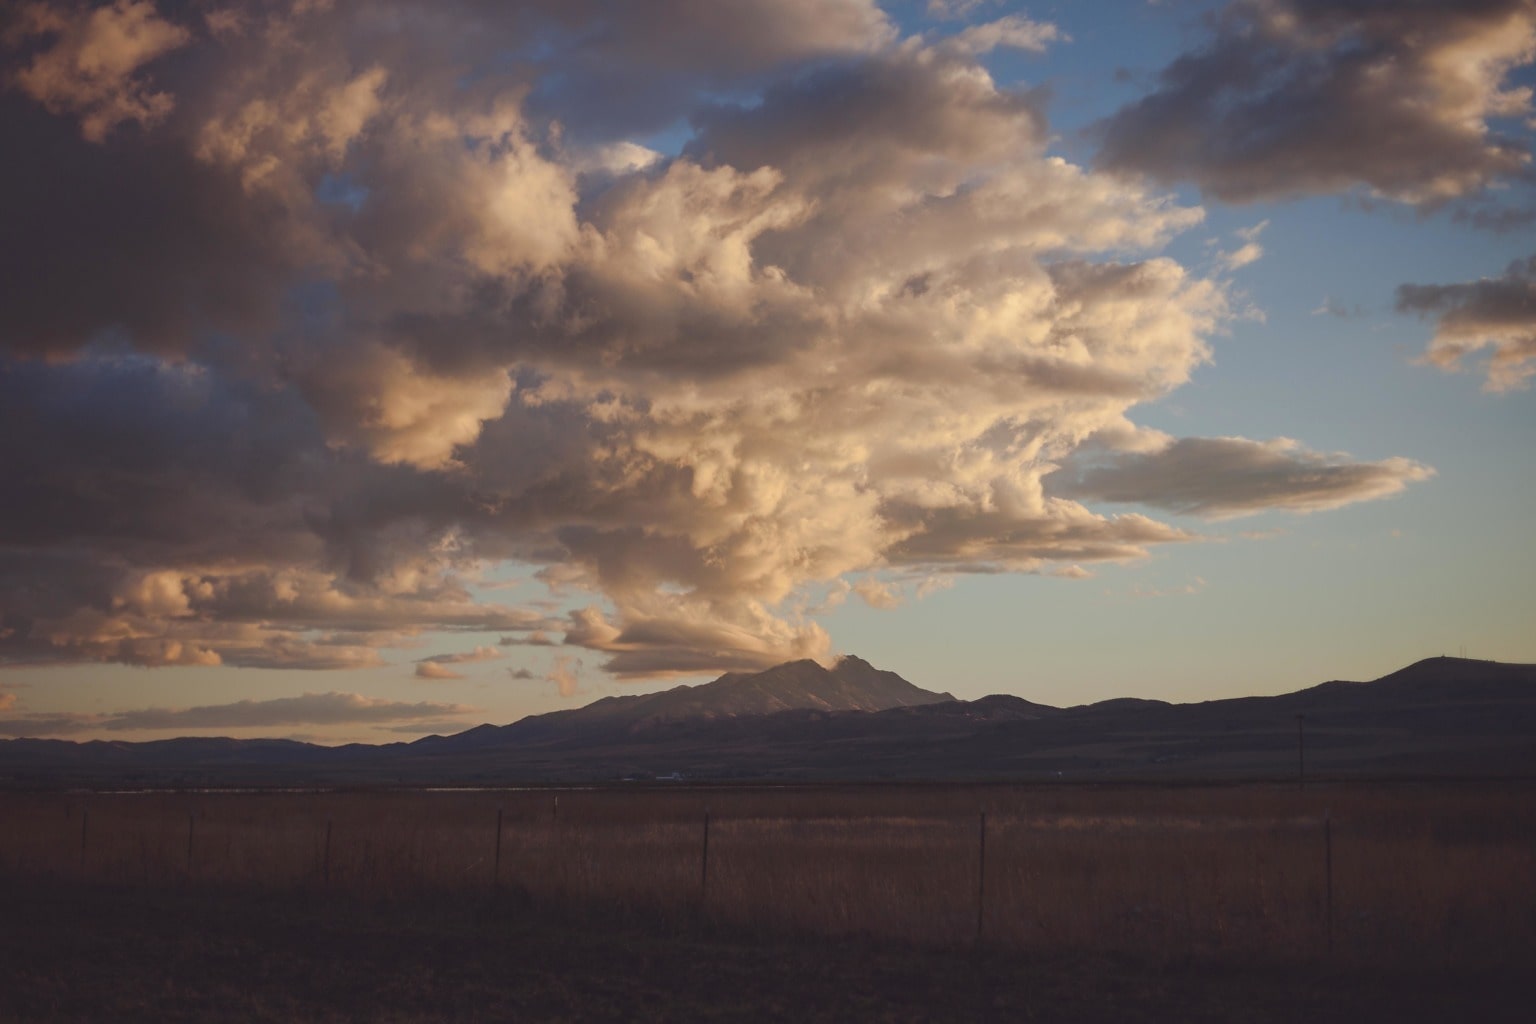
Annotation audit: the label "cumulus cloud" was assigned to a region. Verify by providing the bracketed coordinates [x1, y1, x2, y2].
[0, 1, 1434, 681]
[8, 0, 191, 141]
[1053, 436, 1434, 519]
[1397, 254, 1536, 391]
[0, 691, 477, 737]
[1097, 0, 1536, 207]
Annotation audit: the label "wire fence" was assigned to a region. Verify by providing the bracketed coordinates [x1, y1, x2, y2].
[3, 786, 1531, 966]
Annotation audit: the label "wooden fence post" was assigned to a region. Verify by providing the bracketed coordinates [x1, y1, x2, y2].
[186, 811, 196, 877]
[323, 817, 333, 886]
[80, 807, 89, 871]
[976, 811, 987, 944]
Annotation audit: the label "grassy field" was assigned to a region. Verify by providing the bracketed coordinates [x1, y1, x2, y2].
[3, 879, 1531, 1023]
[3, 781, 1532, 971]
[3, 781, 1533, 1020]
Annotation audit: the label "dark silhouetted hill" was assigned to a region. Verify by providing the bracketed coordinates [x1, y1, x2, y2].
[1, 655, 1531, 785]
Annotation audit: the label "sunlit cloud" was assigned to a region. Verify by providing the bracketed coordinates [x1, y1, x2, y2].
[414, 644, 502, 679]
[1399, 254, 1536, 392]
[1097, 0, 1536, 207]
[1053, 437, 1434, 519]
[0, 0, 1440, 683]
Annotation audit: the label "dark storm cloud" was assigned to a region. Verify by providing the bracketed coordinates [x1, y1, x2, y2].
[1097, 0, 1536, 207]
[1397, 254, 1536, 391]
[0, 96, 298, 357]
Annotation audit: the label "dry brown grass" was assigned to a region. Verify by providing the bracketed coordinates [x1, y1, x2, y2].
[3, 782, 1531, 967]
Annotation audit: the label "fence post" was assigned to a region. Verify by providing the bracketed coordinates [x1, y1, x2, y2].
[186, 811, 196, 877]
[700, 807, 712, 910]
[80, 807, 89, 871]
[323, 817, 333, 886]
[976, 811, 987, 944]
[1324, 809, 1334, 956]
[493, 806, 503, 886]
[552, 794, 559, 824]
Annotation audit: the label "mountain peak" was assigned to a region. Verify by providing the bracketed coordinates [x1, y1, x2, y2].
[526, 655, 956, 735]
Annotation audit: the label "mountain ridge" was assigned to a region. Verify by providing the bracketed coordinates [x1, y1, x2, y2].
[412, 654, 954, 750]
[1, 655, 1532, 783]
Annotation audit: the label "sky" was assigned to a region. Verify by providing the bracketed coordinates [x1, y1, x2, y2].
[1, 0, 1533, 745]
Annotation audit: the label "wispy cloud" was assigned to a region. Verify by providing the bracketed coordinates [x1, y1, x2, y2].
[1312, 297, 1365, 319]
[1055, 436, 1434, 519]
[413, 645, 503, 680]
[548, 655, 585, 699]
[1215, 220, 1267, 272]
[0, 692, 478, 738]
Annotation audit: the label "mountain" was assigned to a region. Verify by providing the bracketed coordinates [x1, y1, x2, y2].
[411, 655, 953, 752]
[1, 656, 1532, 785]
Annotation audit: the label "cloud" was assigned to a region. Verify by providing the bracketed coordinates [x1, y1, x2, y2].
[501, 631, 558, 647]
[852, 578, 903, 609]
[1097, 0, 1536, 207]
[1397, 254, 1536, 391]
[1118, 576, 1207, 600]
[1054, 436, 1433, 519]
[8, 0, 192, 142]
[0, 1, 1434, 681]
[547, 654, 584, 698]
[561, 603, 829, 679]
[0, 691, 477, 737]
[413, 644, 502, 679]
[942, 16, 1064, 57]
[376, 720, 478, 736]
[417, 645, 504, 666]
[1215, 220, 1267, 272]
[1312, 296, 1365, 319]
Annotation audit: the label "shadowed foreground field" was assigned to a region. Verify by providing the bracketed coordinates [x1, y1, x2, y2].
[1, 882, 1530, 1024]
[2, 783, 1532, 1021]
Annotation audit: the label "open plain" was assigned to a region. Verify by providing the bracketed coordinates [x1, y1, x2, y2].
[2, 781, 1531, 1021]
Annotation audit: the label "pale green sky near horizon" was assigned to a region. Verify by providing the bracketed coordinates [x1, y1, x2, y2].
[1, 0, 1532, 745]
